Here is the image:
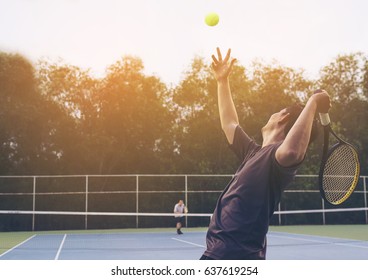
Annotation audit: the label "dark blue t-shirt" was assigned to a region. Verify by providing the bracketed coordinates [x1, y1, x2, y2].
[203, 126, 300, 259]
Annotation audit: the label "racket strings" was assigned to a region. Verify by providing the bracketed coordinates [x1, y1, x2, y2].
[322, 144, 359, 204]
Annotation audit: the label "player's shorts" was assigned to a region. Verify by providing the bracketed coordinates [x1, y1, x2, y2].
[175, 216, 184, 224]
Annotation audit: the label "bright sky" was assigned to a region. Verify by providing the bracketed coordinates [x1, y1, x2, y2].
[1, 0, 367, 85]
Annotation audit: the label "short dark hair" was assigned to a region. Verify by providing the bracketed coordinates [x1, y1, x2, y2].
[284, 104, 319, 144]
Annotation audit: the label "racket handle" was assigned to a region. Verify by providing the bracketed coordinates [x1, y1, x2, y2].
[314, 89, 331, 124]
[319, 112, 330, 126]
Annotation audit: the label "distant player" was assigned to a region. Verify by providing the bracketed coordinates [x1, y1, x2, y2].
[174, 199, 187, 234]
[200, 48, 330, 259]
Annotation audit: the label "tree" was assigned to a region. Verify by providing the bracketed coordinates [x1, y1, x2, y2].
[36, 59, 98, 174]
[94, 56, 175, 173]
[1, 50, 367, 177]
[318, 53, 367, 104]
[0, 53, 71, 174]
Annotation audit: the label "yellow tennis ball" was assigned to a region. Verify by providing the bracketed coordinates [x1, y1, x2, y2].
[205, 13, 219, 27]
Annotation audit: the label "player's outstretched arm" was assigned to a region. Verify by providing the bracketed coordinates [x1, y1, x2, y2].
[211, 48, 238, 144]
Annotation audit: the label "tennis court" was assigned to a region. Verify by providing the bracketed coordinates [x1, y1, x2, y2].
[1, 225, 368, 260]
[1, 175, 368, 260]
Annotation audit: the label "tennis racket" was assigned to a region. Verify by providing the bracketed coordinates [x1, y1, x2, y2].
[316, 90, 360, 205]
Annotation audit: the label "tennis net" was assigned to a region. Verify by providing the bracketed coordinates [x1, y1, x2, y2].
[0, 207, 368, 231]
[1, 174, 367, 231]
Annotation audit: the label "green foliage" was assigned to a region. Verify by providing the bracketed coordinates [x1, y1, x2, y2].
[0, 51, 367, 176]
[0, 53, 71, 174]
[318, 53, 367, 104]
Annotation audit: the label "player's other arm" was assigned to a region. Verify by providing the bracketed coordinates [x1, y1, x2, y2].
[276, 91, 330, 167]
[211, 48, 238, 144]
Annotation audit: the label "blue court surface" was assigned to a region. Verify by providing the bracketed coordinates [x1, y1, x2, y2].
[1, 229, 368, 260]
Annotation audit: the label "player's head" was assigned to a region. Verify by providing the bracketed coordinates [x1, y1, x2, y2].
[262, 103, 318, 145]
[283, 103, 319, 144]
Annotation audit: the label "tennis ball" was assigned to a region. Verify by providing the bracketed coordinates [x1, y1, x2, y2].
[205, 13, 219, 27]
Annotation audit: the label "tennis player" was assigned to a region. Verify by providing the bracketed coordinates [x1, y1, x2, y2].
[174, 199, 187, 234]
[200, 48, 330, 260]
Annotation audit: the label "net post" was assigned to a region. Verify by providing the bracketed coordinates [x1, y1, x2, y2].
[32, 176, 36, 231]
[136, 175, 139, 228]
[321, 199, 326, 225]
[185, 175, 188, 228]
[85, 175, 89, 230]
[278, 203, 281, 225]
[363, 176, 368, 224]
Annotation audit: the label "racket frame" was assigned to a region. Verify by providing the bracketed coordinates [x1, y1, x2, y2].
[318, 122, 360, 205]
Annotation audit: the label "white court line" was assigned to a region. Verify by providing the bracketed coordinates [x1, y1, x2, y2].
[54, 234, 67, 260]
[270, 232, 368, 249]
[334, 242, 368, 249]
[271, 233, 327, 244]
[0, 234, 37, 258]
[172, 238, 206, 248]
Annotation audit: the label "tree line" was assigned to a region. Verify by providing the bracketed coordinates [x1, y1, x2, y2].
[1, 51, 367, 176]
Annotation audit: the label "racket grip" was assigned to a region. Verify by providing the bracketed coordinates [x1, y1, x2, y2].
[319, 112, 330, 126]
[314, 89, 331, 121]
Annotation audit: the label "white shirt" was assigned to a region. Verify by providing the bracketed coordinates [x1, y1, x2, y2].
[174, 203, 186, 218]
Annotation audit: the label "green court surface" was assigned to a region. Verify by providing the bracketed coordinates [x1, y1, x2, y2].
[269, 224, 368, 241]
[0, 231, 34, 255]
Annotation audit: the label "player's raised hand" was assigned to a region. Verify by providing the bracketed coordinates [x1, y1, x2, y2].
[211, 47, 236, 83]
[312, 89, 331, 113]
